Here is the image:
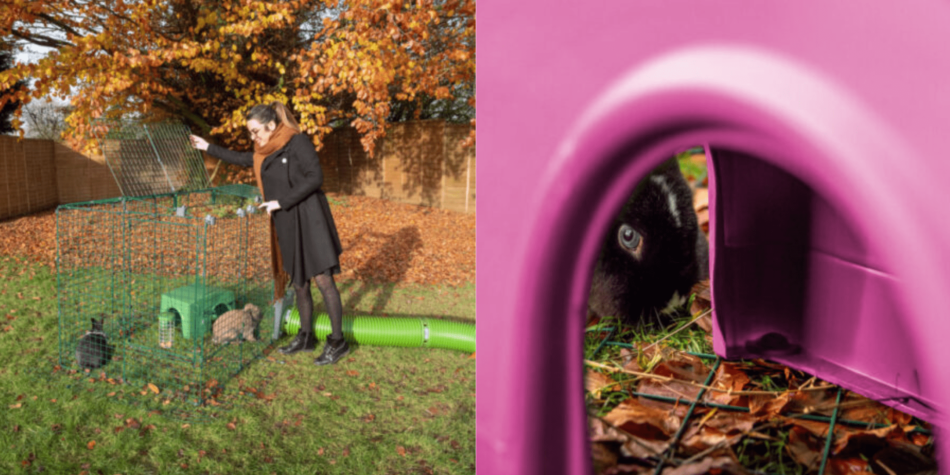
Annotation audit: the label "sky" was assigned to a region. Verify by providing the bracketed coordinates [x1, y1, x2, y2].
[12, 44, 69, 137]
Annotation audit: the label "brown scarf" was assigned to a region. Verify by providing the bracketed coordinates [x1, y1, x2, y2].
[252, 122, 297, 198]
[251, 122, 298, 301]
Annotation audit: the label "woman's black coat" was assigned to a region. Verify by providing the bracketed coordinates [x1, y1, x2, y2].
[208, 133, 343, 287]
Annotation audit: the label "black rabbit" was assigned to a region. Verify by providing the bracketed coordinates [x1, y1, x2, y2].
[75, 317, 115, 369]
[588, 158, 709, 325]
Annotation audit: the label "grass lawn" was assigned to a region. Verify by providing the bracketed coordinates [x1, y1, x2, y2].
[0, 254, 475, 475]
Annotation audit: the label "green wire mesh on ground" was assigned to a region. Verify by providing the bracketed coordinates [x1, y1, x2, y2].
[283, 307, 476, 353]
[587, 333, 934, 472]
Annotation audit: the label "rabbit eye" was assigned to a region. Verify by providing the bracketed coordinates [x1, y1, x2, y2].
[617, 224, 643, 253]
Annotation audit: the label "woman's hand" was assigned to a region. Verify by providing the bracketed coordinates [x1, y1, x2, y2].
[189, 135, 209, 151]
[258, 200, 282, 215]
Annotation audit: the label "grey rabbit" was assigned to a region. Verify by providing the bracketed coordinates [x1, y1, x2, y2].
[212, 303, 263, 345]
[75, 317, 115, 369]
[588, 158, 709, 325]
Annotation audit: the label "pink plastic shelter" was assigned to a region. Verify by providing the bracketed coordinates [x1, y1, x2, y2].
[477, 2, 950, 473]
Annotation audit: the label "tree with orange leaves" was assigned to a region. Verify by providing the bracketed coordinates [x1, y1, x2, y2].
[0, 46, 24, 134]
[0, 0, 474, 158]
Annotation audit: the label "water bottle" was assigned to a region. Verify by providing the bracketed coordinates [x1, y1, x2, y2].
[159, 311, 175, 349]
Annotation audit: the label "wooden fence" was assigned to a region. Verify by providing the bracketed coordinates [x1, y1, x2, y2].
[0, 120, 475, 221]
[0, 136, 123, 221]
[319, 120, 476, 213]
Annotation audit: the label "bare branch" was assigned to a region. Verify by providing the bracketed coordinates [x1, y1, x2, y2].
[11, 30, 72, 49]
[35, 12, 85, 38]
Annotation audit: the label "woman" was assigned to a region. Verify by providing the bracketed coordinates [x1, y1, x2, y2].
[189, 102, 348, 366]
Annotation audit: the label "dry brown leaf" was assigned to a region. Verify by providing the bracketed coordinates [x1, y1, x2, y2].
[585, 370, 620, 399]
[748, 392, 791, 418]
[621, 344, 670, 374]
[680, 425, 731, 453]
[887, 407, 914, 427]
[911, 433, 931, 446]
[826, 457, 871, 474]
[693, 308, 713, 334]
[634, 356, 710, 412]
[832, 392, 890, 425]
[785, 425, 823, 471]
[688, 280, 712, 333]
[0, 196, 475, 287]
[660, 454, 745, 475]
[588, 417, 628, 444]
[147, 383, 159, 394]
[680, 412, 758, 454]
[704, 362, 751, 407]
[636, 378, 702, 417]
[590, 442, 619, 474]
[693, 186, 711, 237]
[785, 417, 834, 439]
[699, 411, 757, 436]
[870, 442, 937, 474]
[602, 398, 681, 440]
[750, 358, 792, 372]
[832, 424, 904, 456]
[693, 185, 709, 211]
[621, 434, 671, 460]
[655, 355, 708, 382]
[787, 388, 838, 416]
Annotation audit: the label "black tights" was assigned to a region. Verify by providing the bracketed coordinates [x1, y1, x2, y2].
[295, 271, 343, 340]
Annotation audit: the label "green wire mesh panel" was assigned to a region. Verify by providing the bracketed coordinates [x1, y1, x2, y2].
[94, 120, 210, 197]
[56, 185, 275, 413]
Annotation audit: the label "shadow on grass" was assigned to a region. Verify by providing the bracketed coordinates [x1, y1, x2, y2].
[333, 225, 424, 314]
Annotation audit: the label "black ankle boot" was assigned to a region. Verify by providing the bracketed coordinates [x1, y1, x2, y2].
[313, 336, 350, 366]
[278, 332, 316, 355]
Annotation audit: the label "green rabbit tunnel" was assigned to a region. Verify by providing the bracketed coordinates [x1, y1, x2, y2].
[282, 307, 476, 353]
